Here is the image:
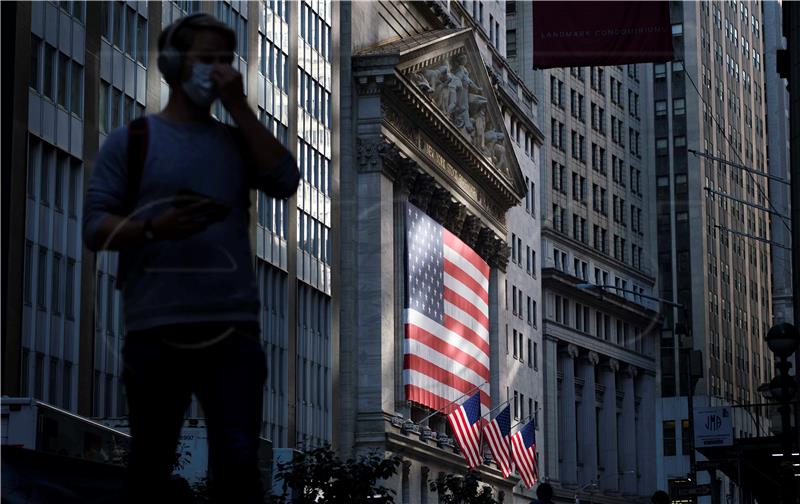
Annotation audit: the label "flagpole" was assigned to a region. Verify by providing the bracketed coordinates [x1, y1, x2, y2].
[480, 400, 510, 420]
[418, 381, 487, 425]
[510, 413, 536, 433]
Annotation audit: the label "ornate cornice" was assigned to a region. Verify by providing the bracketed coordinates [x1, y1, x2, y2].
[353, 29, 527, 222]
[364, 139, 510, 270]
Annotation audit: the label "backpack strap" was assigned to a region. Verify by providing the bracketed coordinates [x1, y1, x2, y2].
[117, 116, 149, 291]
[124, 116, 149, 215]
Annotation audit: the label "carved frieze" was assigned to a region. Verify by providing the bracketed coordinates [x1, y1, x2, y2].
[405, 49, 509, 177]
[383, 104, 418, 145]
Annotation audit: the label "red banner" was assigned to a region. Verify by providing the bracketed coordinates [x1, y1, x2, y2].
[533, 1, 673, 69]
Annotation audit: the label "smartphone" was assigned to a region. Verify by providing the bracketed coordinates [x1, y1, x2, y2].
[172, 189, 232, 222]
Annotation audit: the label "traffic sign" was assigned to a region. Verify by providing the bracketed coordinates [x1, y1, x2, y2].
[695, 460, 719, 471]
[673, 484, 713, 497]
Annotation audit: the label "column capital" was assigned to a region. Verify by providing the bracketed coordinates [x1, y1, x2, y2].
[604, 357, 620, 372]
[583, 350, 600, 366]
[560, 343, 580, 359]
[622, 365, 639, 379]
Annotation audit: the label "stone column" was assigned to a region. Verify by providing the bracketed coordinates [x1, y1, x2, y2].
[620, 365, 638, 495]
[637, 372, 657, 496]
[599, 358, 620, 493]
[544, 336, 560, 481]
[353, 138, 396, 441]
[558, 344, 579, 486]
[577, 351, 599, 487]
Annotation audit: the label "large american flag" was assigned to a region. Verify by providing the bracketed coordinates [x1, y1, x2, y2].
[484, 405, 512, 477]
[446, 392, 484, 468]
[510, 420, 539, 488]
[403, 203, 491, 414]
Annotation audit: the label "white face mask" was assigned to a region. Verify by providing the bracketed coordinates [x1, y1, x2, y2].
[182, 63, 218, 108]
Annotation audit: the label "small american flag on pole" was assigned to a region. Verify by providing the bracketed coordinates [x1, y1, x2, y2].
[510, 420, 539, 488]
[403, 203, 491, 414]
[446, 392, 484, 468]
[484, 405, 512, 477]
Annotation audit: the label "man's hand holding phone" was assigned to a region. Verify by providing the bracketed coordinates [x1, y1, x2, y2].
[150, 190, 231, 240]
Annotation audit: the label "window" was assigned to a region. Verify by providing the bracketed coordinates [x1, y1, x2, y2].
[654, 63, 666, 79]
[672, 23, 683, 36]
[30, 35, 42, 91]
[112, 88, 122, 129]
[655, 100, 667, 117]
[136, 15, 147, 65]
[663, 420, 677, 456]
[37, 247, 48, 309]
[673, 98, 685, 116]
[656, 138, 668, 152]
[71, 62, 83, 118]
[506, 29, 517, 58]
[43, 44, 55, 100]
[55, 153, 67, 211]
[52, 254, 61, 314]
[24, 241, 33, 305]
[674, 136, 686, 147]
[514, 390, 519, 420]
[99, 83, 110, 134]
[682, 419, 692, 454]
[40, 148, 52, 205]
[673, 60, 684, 73]
[57, 53, 69, 108]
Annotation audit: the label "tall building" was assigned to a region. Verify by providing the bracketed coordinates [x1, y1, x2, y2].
[508, 2, 661, 503]
[3, 0, 337, 450]
[338, 1, 543, 501]
[652, 1, 775, 500]
[763, 0, 792, 325]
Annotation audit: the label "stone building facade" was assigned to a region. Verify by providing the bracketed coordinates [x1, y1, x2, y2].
[507, 2, 661, 502]
[338, 2, 544, 502]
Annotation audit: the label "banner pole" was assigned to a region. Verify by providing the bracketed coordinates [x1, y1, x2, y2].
[418, 381, 487, 425]
[481, 400, 510, 420]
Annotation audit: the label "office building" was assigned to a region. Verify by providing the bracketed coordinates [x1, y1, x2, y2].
[3, 0, 336, 451]
[652, 1, 775, 501]
[764, 0, 792, 325]
[507, 2, 661, 502]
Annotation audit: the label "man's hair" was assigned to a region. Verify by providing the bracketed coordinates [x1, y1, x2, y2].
[157, 14, 236, 55]
[651, 490, 671, 504]
[536, 482, 554, 500]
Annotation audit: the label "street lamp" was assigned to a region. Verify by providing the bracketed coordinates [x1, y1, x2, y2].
[766, 323, 800, 360]
[765, 322, 800, 504]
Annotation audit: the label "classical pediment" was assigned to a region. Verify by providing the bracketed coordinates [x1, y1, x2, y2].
[354, 29, 527, 217]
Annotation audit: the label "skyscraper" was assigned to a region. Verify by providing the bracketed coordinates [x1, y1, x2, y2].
[652, 1, 775, 499]
[763, 0, 792, 325]
[3, 0, 337, 451]
[507, 2, 661, 502]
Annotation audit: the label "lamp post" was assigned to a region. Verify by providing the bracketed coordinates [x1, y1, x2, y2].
[765, 322, 800, 504]
[576, 283, 700, 487]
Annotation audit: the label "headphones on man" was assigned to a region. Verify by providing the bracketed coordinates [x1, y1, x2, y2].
[157, 13, 210, 84]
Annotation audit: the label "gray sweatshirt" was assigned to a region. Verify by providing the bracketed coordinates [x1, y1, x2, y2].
[83, 114, 299, 332]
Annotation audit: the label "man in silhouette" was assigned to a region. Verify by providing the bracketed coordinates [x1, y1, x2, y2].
[83, 13, 298, 503]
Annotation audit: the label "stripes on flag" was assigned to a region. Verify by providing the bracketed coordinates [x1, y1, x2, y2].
[446, 392, 484, 468]
[484, 405, 513, 478]
[403, 203, 492, 415]
[510, 420, 539, 488]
